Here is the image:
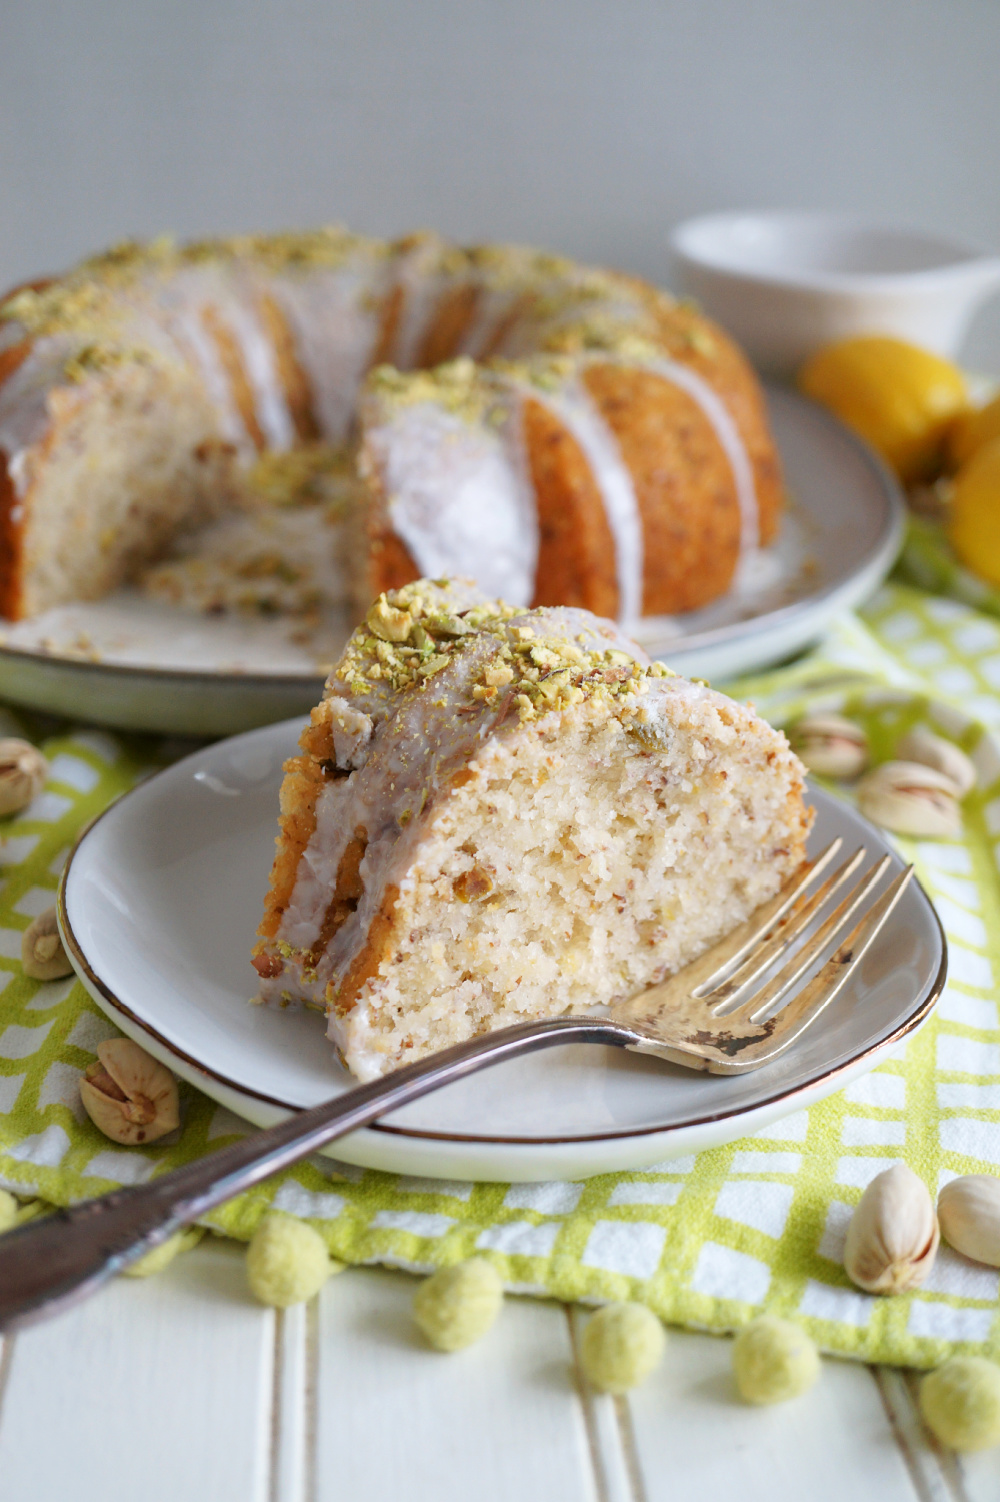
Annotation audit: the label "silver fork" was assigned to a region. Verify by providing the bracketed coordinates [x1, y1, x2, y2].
[0, 839, 911, 1331]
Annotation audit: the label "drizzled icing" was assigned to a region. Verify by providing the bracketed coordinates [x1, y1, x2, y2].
[166, 302, 250, 452]
[370, 401, 539, 605]
[645, 356, 760, 556]
[219, 287, 297, 451]
[518, 375, 645, 623]
[368, 352, 761, 628]
[267, 264, 388, 443]
[517, 356, 759, 623]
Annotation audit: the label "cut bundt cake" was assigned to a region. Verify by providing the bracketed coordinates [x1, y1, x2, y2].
[0, 229, 781, 623]
[252, 579, 812, 1081]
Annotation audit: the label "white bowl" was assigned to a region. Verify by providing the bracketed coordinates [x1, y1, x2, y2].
[670, 211, 1000, 378]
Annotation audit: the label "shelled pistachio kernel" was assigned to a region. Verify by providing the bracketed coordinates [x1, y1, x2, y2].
[897, 726, 976, 799]
[938, 1176, 1000, 1267]
[844, 1163, 939, 1294]
[79, 1038, 180, 1145]
[580, 1303, 666, 1394]
[0, 738, 47, 816]
[920, 1358, 1000, 1452]
[246, 1214, 340, 1307]
[856, 760, 962, 837]
[732, 1317, 820, 1405]
[21, 906, 73, 981]
[413, 1257, 503, 1351]
[787, 712, 868, 778]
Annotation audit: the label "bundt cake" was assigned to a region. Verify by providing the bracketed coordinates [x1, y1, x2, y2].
[0, 229, 782, 624]
[252, 579, 811, 1081]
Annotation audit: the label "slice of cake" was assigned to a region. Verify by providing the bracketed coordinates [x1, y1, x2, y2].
[252, 580, 812, 1080]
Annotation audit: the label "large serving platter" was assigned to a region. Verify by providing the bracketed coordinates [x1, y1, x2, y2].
[1, 387, 903, 736]
[59, 720, 945, 1183]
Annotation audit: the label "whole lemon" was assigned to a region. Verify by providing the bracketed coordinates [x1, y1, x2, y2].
[948, 436, 1000, 587]
[948, 390, 1000, 470]
[798, 336, 968, 483]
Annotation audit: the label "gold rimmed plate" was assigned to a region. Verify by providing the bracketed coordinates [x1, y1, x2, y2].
[58, 719, 945, 1183]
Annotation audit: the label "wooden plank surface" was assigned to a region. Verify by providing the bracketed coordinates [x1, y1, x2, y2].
[622, 1326, 924, 1502]
[314, 1267, 598, 1502]
[0, 1250, 992, 1502]
[0, 1238, 274, 1502]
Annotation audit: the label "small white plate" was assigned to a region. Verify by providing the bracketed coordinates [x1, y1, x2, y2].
[0, 388, 902, 737]
[58, 719, 945, 1183]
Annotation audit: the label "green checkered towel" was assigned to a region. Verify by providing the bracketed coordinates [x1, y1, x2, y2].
[3, 577, 1000, 1369]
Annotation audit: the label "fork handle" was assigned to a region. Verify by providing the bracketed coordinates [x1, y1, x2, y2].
[0, 1016, 621, 1332]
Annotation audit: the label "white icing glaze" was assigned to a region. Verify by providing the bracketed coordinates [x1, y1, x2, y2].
[165, 301, 251, 453]
[390, 268, 451, 371]
[645, 356, 759, 556]
[372, 401, 539, 605]
[519, 376, 644, 624]
[0, 336, 83, 492]
[269, 265, 386, 444]
[218, 285, 296, 450]
[455, 286, 524, 359]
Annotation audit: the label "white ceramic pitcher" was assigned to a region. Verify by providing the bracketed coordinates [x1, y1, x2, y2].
[670, 211, 1000, 378]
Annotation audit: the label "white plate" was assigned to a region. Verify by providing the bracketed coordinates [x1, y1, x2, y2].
[0, 388, 902, 737]
[58, 719, 945, 1183]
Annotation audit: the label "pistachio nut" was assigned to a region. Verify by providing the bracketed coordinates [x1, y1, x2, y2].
[787, 713, 868, 778]
[938, 1176, 1000, 1268]
[366, 596, 413, 642]
[896, 726, 976, 799]
[844, 1163, 939, 1294]
[79, 1038, 180, 1145]
[0, 739, 47, 816]
[21, 906, 74, 981]
[856, 760, 962, 838]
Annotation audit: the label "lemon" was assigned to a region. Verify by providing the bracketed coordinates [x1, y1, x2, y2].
[798, 336, 968, 483]
[948, 436, 1000, 586]
[948, 390, 1000, 470]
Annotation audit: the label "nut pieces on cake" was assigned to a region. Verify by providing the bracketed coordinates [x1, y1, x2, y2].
[79, 1038, 180, 1145]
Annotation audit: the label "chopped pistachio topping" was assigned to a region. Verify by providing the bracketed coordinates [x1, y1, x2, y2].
[365, 357, 502, 426]
[243, 444, 357, 514]
[367, 596, 414, 642]
[62, 342, 159, 383]
[332, 581, 679, 722]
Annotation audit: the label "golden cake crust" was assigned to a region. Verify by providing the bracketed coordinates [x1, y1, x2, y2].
[0, 229, 783, 624]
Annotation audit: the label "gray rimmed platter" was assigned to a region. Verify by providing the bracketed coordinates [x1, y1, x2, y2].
[0, 388, 903, 737]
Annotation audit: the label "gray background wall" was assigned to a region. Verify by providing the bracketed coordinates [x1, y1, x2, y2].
[3, 0, 1000, 365]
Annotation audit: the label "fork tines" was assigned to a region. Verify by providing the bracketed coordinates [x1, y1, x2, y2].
[699, 840, 911, 1026]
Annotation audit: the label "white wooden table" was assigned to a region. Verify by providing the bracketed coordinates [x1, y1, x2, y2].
[0, 1240, 997, 1501]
